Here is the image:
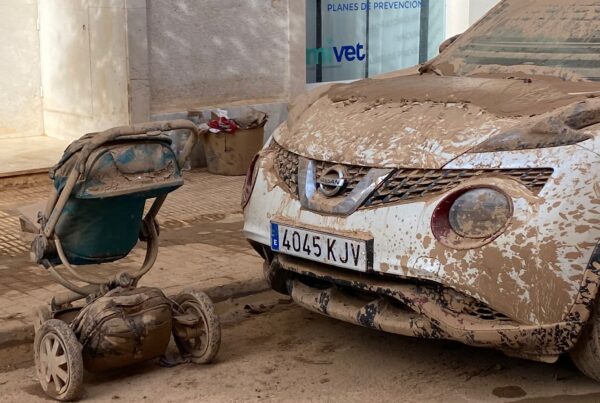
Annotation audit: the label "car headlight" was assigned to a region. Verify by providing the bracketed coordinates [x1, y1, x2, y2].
[448, 188, 512, 239]
[431, 187, 513, 249]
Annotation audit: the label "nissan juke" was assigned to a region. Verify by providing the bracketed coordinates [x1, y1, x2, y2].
[242, 0, 600, 380]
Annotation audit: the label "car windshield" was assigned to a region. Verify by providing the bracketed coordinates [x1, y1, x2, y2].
[432, 0, 600, 82]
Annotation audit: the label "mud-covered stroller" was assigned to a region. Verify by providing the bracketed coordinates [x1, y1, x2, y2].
[20, 120, 219, 401]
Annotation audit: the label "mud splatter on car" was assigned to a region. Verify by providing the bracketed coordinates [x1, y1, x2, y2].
[243, 0, 600, 381]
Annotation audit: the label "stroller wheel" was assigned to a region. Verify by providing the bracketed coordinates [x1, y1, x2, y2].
[172, 291, 221, 364]
[33, 305, 52, 333]
[34, 319, 84, 401]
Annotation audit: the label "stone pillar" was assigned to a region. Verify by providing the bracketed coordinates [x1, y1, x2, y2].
[288, 0, 306, 100]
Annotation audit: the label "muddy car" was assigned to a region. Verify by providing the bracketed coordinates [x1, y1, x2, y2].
[242, 0, 600, 379]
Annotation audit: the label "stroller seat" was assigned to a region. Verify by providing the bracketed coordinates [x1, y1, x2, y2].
[24, 120, 202, 281]
[51, 136, 183, 265]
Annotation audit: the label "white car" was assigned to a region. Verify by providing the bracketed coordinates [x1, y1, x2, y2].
[243, 0, 600, 380]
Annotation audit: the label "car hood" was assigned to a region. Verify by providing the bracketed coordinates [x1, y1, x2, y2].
[275, 75, 597, 169]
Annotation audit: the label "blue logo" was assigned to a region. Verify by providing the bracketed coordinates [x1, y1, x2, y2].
[306, 41, 367, 65]
[271, 223, 280, 251]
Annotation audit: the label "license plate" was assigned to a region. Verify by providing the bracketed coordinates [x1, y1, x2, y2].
[270, 222, 371, 272]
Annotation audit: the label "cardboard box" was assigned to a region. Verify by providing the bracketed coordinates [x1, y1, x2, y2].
[202, 110, 267, 176]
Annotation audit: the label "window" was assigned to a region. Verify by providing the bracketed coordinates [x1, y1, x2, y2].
[306, 0, 447, 83]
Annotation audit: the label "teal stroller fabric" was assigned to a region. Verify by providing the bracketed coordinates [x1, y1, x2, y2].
[50, 134, 184, 265]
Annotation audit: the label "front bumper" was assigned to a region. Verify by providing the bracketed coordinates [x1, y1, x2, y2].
[244, 144, 600, 326]
[269, 254, 599, 361]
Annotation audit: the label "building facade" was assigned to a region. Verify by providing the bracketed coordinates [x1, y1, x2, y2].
[0, 0, 499, 155]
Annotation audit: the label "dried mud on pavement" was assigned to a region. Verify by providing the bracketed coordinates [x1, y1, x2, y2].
[2, 291, 600, 402]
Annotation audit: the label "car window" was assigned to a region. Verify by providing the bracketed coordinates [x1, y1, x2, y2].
[433, 0, 600, 81]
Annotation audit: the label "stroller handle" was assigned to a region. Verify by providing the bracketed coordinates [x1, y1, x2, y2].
[43, 120, 206, 239]
[82, 119, 206, 171]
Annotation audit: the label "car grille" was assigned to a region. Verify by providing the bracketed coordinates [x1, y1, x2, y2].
[364, 167, 554, 207]
[274, 144, 371, 197]
[454, 297, 513, 322]
[274, 143, 300, 194]
[315, 161, 371, 197]
[272, 143, 554, 207]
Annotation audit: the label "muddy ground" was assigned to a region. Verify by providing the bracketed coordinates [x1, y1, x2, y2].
[2, 291, 600, 402]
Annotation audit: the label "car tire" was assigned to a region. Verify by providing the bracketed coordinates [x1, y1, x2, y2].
[570, 293, 600, 381]
[264, 261, 291, 295]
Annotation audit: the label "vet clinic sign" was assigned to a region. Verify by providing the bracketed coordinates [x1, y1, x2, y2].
[306, 0, 446, 83]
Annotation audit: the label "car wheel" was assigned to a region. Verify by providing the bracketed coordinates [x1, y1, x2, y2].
[264, 260, 291, 295]
[34, 319, 84, 401]
[570, 278, 600, 381]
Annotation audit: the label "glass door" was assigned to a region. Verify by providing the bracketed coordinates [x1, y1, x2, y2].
[306, 0, 447, 83]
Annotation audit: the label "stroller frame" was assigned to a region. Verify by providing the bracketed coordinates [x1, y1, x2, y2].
[36, 120, 203, 307]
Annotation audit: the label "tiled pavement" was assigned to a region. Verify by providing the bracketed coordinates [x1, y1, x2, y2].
[0, 170, 265, 338]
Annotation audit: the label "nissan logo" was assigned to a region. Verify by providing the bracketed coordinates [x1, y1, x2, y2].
[317, 165, 348, 197]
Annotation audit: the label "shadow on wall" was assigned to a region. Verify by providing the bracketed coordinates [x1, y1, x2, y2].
[147, 0, 292, 114]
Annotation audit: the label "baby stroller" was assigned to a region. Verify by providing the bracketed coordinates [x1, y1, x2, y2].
[20, 120, 219, 401]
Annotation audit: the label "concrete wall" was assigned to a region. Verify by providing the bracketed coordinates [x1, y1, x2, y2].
[39, 0, 130, 140]
[146, 0, 301, 116]
[0, 0, 44, 139]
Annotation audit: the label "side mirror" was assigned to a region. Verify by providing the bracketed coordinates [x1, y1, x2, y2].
[439, 34, 461, 53]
